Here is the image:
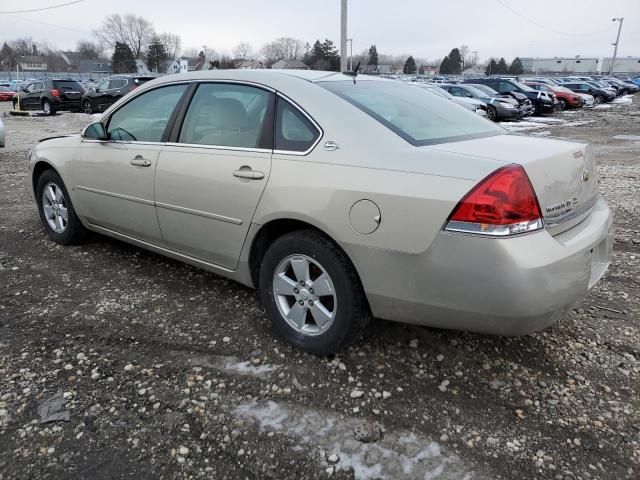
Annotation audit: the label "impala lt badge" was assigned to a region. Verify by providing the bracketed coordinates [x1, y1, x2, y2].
[582, 170, 590, 182]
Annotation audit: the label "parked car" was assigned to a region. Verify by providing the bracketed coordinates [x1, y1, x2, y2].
[562, 83, 615, 104]
[0, 117, 4, 148]
[13, 79, 84, 115]
[601, 78, 638, 95]
[586, 81, 618, 97]
[619, 79, 640, 93]
[419, 84, 487, 117]
[466, 83, 535, 116]
[523, 82, 582, 110]
[439, 83, 521, 121]
[81, 75, 154, 113]
[463, 78, 556, 115]
[27, 70, 613, 354]
[0, 86, 16, 101]
[576, 93, 595, 108]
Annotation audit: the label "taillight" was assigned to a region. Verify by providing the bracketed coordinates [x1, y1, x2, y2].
[50, 89, 60, 97]
[445, 165, 544, 236]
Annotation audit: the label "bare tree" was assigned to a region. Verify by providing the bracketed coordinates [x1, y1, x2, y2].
[260, 37, 305, 67]
[233, 42, 252, 59]
[159, 32, 181, 60]
[95, 14, 154, 58]
[77, 40, 104, 59]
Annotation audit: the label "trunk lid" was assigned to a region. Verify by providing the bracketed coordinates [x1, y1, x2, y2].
[431, 134, 599, 235]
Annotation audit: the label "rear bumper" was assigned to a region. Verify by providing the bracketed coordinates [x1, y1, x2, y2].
[346, 195, 613, 336]
[52, 99, 82, 110]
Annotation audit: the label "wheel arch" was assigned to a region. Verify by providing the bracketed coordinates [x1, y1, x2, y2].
[247, 218, 366, 298]
[32, 160, 61, 194]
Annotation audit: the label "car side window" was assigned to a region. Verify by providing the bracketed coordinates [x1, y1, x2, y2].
[96, 80, 109, 92]
[107, 84, 187, 142]
[500, 81, 516, 93]
[179, 83, 273, 149]
[25, 84, 35, 93]
[109, 79, 126, 90]
[275, 98, 320, 153]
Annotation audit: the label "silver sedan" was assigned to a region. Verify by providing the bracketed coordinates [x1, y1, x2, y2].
[27, 70, 612, 354]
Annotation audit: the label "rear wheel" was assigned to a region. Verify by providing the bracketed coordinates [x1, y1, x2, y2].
[42, 99, 56, 115]
[259, 230, 370, 355]
[36, 169, 87, 245]
[82, 100, 94, 114]
[486, 105, 497, 121]
[594, 95, 604, 105]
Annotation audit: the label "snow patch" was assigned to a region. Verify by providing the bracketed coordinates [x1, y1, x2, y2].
[223, 360, 278, 377]
[612, 95, 633, 105]
[613, 135, 640, 141]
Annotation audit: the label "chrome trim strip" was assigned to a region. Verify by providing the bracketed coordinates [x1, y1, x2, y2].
[274, 92, 323, 156]
[155, 201, 243, 225]
[76, 186, 154, 206]
[80, 139, 167, 146]
[86, 223, 235, 273]
[163, 142, 271, 154]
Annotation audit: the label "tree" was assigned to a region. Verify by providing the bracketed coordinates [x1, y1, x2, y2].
[303, 39, 340, 71]
[403, 56, 417, 74]
[418, 64, 425, 75]
[111, 42, 136, 73]
[96, 14, 154, 58]
[459, 44, 469, 69]
[439, 56, 451, 74]
[509, 57, 524, 75]
[446, 48, 463, 74]
[0, 42, 18, 70]
[261, 37, 305, 67]
[234, 42, 252, 59]
[77, 40, 103, 59]
[146, 36, 168, 72]
[485, 58, 498, 76]
[497, 57, 508, 74]
[158, 33, 181, 59]
[368, 45, 378, 66]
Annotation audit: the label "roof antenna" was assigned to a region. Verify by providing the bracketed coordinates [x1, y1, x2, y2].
[344, 62, 361, 83]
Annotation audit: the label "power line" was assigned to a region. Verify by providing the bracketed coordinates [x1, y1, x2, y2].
[493, 0, 612, 36]
[0, 0, 86, 14]
[5, 13, 92, 34]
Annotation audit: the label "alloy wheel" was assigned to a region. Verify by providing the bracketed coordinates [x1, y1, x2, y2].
[43, 101, 51, 115]
[42, 182, 68, 233]
[486, 106, 496, 121]
[272, 254, 337, 336]
[83, 100, 93, 114]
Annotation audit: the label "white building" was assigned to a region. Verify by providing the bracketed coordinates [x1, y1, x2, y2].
[521, 57, 640, 74]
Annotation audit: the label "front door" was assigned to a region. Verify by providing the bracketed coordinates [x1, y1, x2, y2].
[155, 82, 274, 269]
[73, 83, 188, 243]
[22, 82, 42, 109]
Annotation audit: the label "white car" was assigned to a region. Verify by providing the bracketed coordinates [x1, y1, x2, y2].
[577, 93, 595, 108]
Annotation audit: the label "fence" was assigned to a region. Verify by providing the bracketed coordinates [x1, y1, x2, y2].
[0, 71, 116, 82]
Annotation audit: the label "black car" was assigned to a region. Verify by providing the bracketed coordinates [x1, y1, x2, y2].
[81, 75, 154, 113]
[439, 83, 523, 121]
[463, 78, 555, 115]
[562, 83, 615, 104]
[13, 79, 84, 115]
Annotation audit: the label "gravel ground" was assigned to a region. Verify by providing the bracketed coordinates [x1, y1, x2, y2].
[0, 99, 638, 480]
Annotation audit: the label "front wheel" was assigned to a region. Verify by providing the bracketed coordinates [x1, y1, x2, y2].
[36, 169, 87, 244]
[486, 105, 497, 121]
[594, 95, 604, 105]
[558, 99, 567, 111]
[259, 230, 370, 355]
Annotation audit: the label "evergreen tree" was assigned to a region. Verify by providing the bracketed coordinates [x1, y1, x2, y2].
[112, 42, 136, 74]
[485, 58, 498, 76]
[321, 39, 340, 71]
[146, 36, 168, 73]
[439, 56, 451, 74]
[368, 45, 378, 65]
[509, 57, 524, 75]
[447, 48, 463, 74]
[403, 56, 417, 74]
[497, 57, 508, 74]
[304, 39, 340, 71]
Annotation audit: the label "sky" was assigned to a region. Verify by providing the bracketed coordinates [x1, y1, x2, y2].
[1, 0, 639, 62]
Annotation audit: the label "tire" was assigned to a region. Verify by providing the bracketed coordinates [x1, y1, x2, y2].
[258, 230, 370, 355]
[42, 99, 55, 116]
[594, 95, 604, 105]
[486, 105, 497, 121]
[82, 100, 94, 114]
[558, 99, 567, 111]
[36, 169, 87, 245]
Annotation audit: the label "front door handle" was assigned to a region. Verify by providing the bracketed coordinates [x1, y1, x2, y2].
[233, 167, 264, 180]
[130, 156, 151, 167]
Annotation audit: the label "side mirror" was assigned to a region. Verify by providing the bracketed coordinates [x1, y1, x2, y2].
[83, 122, 107, 140]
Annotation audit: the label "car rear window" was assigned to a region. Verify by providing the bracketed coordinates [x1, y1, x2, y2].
[52, 80, 83, 91]
[319, 80, 504, 146]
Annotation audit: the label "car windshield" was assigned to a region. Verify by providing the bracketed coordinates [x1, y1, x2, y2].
[469, 84, 500, 96]
[0, 86, 10, 92]
[463, 85, 488, 97]
[512, 81, 535, 92]
[422, 85, 454, 99]
[319, 80, 503, 146]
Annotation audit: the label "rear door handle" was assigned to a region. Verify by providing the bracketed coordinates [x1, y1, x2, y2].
[233, 168, 265, 180]
[130, 156, 151, 167]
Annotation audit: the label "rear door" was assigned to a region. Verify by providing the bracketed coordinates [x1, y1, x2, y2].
[155, 82, 274, 269]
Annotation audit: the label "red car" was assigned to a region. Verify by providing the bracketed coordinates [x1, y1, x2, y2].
[0, 86, 16, 101]
[524, 82, 582, 110]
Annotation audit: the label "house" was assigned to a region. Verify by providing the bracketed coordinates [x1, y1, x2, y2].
[361, 64, 392, 75]
[19, 55, 47, 72]
[76, 59, 112, 75]
[236, 60, 265, 69]
[134, 59, 151, 74]
[60, 51, 82, 70]
[390, 65, 405, 74]
[271, 60, 308, 70]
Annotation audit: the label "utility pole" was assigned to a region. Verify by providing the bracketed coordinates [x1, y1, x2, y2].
[609, 17, 624, 75]
[340, 0, 347, 72]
